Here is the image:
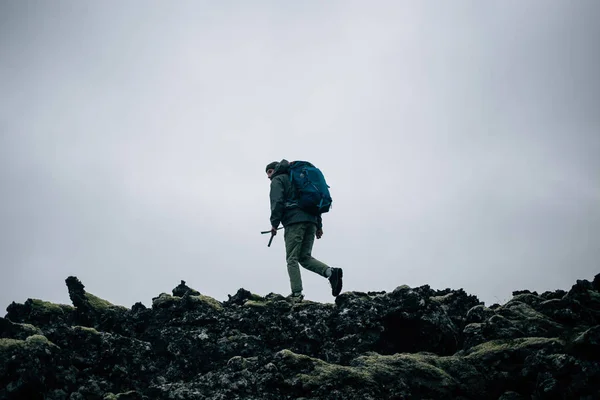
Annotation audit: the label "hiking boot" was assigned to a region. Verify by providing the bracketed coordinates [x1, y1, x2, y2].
[328, 268, 343, 297]
[287, 293, 304, 303]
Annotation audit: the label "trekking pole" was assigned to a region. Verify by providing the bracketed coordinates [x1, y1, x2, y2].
[261, 227, 283, 247]
[260, 227, 283, 234]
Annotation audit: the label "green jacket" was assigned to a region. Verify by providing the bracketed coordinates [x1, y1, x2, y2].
[269, 160, 323, 230]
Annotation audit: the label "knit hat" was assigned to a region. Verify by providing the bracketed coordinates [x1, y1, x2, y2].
[265, 161, 279, 172]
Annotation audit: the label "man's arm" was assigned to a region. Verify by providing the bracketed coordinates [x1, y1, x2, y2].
[316, 214, 323, 239]
[269, 176, 285, 229]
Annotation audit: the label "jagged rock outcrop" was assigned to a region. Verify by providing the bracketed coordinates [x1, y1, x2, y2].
[1, 274, 599, 399]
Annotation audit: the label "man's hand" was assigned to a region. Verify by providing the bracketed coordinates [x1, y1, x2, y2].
[316, 229, 323, 239]
[271, 227, 279, 235]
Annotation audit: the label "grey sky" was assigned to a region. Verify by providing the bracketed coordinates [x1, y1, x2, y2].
[1, 1, 599, 311]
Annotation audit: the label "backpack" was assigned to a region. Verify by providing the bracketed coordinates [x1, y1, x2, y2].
[288, 161, 332, 215]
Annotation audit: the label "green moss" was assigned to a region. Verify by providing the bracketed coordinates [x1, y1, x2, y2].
[0, 338, 23, 349]
[293, 300, 326, 308]
[198, 295, 223, 311]
[60, 304, 75, 312]
[73, 326, 101, 335]
[25, 334, 51, 345]
[243, 300, 267, 308]
[501, 302, 548, 320]
[283, 350, 455, 391]
[80, 292, 126, 311]
[510, 293, 543, 304]
[300, 362, 375, 389]
[19, 323, 39, 331]
[29, 299, 69, 314]
[277, 349, 314, 364]
[432, 355, 475, 373]
[355, 352, 454, 384]
[0, 335, 57, 351]
[152, 293, 222, 310]
[103, 392, 138, 400]
[430, 293, 454, 303]
[152, 293, 180, 308]
[190, 295, 223, 311]
[400, 354, 453, 378]
[8, 322, 42, 338]
[465, 337, 563, 359]
[242, 293, 267, 307]
[249, 293, 264, 301]
[85, 293, 115, 309]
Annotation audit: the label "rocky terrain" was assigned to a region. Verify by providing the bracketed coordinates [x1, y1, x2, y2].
[1, 274, 599, 400]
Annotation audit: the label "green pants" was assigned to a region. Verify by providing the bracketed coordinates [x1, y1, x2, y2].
[284, 222, 330, 294]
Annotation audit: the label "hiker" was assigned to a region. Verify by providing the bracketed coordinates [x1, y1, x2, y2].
[265, 159, 343, 301]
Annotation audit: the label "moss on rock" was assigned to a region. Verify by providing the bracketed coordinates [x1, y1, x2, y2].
[430, 292, 455, 303]
[84, 292, 126, 310]
[25, 334, 52, 345]
[103, 391, 142, 400]
[353, 352, 455, 386]
[248, 293, 264, 301]
[0, 334, 58, 351]
[243, 300, 267, 308]
[299, 360, 376, 389]
[0, 337, 23, 349]
[73, 326, 102, 335]
[276, 349, 461, 396]
[3, 274, 599, 399]
[152, 293, 181, 308]
[508, 293, 544, 307]
[190, 295, 223, 311]
[0, 318, 44, 340]
[465, 337, 563, 359]
[29, 298, 73, 314]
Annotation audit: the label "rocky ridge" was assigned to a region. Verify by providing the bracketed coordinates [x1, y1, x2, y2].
[1, 275, 599, 399]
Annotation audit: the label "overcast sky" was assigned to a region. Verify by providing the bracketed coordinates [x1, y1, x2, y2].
[1, 1, 599, 312]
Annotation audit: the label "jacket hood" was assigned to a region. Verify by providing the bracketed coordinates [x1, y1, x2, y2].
[271, 159, 290, 179]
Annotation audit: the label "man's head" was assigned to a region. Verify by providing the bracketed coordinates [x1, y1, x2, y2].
[265, 161, 279, 179]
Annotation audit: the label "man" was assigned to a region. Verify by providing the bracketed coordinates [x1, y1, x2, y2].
[266, 159, 343, 302]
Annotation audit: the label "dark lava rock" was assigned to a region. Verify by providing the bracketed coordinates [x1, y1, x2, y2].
[1, 273, 600, 399]
[172, 280, 201, 297]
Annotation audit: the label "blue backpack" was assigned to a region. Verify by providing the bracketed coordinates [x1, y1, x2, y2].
[288, 161, 332, 215]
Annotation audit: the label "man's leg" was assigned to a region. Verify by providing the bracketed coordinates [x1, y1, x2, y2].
[284, 223, 306, 294]
[299, 223, 344, 297]
[298, 223, 330, 277]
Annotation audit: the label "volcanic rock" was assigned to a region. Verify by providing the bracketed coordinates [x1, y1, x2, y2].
[1, 274, 600, 399]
